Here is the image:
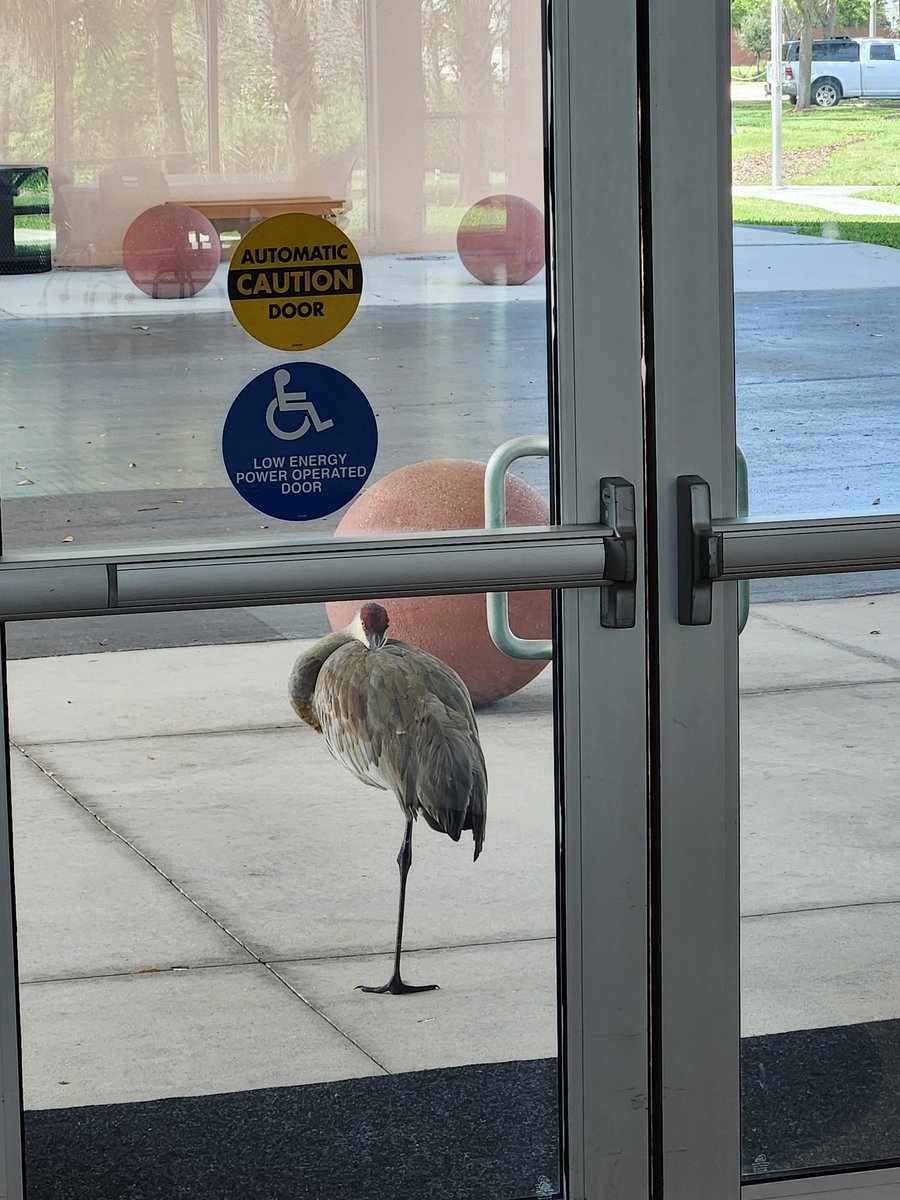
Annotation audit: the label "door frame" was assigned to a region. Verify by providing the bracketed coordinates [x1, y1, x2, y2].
[642, 0, 742, 1193]
[550, 0, 651, 1195]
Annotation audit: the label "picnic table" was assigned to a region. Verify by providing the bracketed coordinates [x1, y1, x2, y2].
[0, 165, 51, 274]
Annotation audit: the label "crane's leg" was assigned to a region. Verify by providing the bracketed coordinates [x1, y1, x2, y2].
[357, 817, 439, 995]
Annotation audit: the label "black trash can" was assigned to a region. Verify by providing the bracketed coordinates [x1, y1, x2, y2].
[0, 165, 52, 275]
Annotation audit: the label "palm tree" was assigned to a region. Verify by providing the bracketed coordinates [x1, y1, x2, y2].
[1, 0, 197, 170]
[265, 0, 316, 175]
[450, 0, 503, 202]
[147, 0, 189, 164]
[0, 0, 123, 168]
[264, 0, 365, 176]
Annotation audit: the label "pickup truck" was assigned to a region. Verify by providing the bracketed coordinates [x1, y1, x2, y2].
[765, 36, 900, 107]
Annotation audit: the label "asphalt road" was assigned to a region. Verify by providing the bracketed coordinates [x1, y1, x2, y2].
[1, 291, 898, 658]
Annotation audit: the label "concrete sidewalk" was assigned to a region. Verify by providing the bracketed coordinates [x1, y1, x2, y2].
[734, 182, 900, 217]
[7, 589, 900, 1110]
[733, 221, 900, 290]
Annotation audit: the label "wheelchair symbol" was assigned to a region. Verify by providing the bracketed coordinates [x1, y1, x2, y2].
[266, 368, 335, 441]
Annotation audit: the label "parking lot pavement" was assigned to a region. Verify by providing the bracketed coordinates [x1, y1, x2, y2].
[732, 80, 768, 101]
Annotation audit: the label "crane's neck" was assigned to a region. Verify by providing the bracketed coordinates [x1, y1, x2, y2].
[288, 629, 354, 731]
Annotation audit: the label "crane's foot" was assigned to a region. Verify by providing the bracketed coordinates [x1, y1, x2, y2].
[356, 975, 439, 996]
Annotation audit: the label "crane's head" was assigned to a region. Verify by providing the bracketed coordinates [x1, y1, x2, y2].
[351, 602, 390, 649]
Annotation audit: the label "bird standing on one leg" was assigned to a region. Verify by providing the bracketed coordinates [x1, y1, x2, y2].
[289, 602, 488, 995]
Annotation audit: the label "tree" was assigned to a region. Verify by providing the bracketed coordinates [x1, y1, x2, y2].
[786, 0, 816, 109]
[732, 0, 764, 29]
[266, 0, 314, 173]
[0, 0, 121, 167]
[450, 0, 498, 201]
[149, 0, 188, 163]
[264, 0, 362, 176]
[739, 8, 771, 68]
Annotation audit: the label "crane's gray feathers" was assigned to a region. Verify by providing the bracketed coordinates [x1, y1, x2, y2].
[295, 632, 487, 860]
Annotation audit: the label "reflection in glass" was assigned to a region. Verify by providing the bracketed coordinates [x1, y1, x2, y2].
[8, 596, 559, 1198]
[0, 1, 548, 554]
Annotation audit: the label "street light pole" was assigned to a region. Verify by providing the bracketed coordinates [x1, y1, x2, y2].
[771, 0, 783, 187]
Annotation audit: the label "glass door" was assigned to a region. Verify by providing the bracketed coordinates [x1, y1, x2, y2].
[644, 0, 900, 1197]
[0, 3, 651, 1198]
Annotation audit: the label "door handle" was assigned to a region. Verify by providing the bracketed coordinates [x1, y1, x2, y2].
[484, 436, 637, 655]
[484, 435, 554, 659]
[677, 474, 900, 625]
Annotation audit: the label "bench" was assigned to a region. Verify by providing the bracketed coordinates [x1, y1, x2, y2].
[165, 194, 347, 256]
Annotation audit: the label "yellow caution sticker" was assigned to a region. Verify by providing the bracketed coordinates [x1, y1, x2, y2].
[228, 214, 362, 351]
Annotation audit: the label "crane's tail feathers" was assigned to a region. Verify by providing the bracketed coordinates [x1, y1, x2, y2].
[408, 699, 487, 859]
[420, 808, 461, 841]
[466, 777, 487, 862]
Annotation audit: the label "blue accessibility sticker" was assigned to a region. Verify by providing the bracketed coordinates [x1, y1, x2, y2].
[222, 362, 378, 520]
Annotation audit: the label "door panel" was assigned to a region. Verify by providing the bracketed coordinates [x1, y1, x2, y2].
[862, 44, 900, 95]
[729, 32, 900, 1195]
[8, 596, 560, 1200]
[648, 0, 900, 1193]
[650, 0, 900, 1196]
[0, 2, 652, 1199]
[1, 0, 550, 559]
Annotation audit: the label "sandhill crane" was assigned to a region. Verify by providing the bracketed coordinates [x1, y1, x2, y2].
[289, 602, 487, 995]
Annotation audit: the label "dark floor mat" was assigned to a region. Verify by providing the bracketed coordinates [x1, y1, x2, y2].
[742, 1018, 900, 1178]
[27, 1020, 900, 1195]
[24, 1059, 561, 1200]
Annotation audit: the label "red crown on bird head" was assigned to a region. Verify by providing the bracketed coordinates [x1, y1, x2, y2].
[359, 603, 389, 638]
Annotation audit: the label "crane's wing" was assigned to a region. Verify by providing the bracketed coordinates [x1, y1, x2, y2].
[314, 641, 391, 790]
[317, 640, 487, 858]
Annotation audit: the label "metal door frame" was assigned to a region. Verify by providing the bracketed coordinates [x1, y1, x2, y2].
[642, 0, 742, 1191]
[550, 0, 650, 1195]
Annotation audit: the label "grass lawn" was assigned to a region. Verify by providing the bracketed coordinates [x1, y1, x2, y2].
[852, 185, 900, 204]
[733, 102, 900, 248]
[732, 196, 900, 250]
[732, 100, 900, 185]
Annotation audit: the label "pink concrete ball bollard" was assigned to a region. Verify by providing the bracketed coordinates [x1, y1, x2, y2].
[456, 194, 545, 286]
[123, 204, 220, 299]
[326, 459, 551, 706]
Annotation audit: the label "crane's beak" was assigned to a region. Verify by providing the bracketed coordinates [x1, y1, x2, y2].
[367, 631, 386, 650]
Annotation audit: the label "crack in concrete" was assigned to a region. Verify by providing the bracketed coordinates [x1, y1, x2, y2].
[9, 742, 392, 1076]
[740, 674, 900, 698]
[12, 721, 304, 748]
[751, 607, 900, 674]
[744, 896, 900, 920]
[21, 933, 556, 988]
